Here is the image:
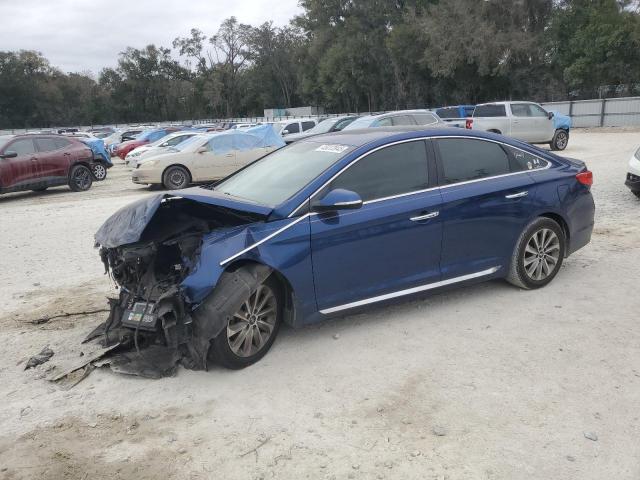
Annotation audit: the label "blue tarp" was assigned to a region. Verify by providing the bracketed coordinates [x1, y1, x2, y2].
[80, 138, 112, 166]
[551, 111, 572, 130]
[207, 125, 285, 154]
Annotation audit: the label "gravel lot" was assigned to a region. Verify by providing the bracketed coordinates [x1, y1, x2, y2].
[1, 129, 639, 480]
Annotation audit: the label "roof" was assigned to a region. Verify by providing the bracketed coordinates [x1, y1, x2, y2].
[476, 101, 538, 106]
[298, 125, 510, 148]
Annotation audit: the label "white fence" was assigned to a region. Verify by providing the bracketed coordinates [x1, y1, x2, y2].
[541, 97, 640, 128]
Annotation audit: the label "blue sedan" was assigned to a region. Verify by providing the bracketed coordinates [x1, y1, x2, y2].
[95, 127, 595, 371]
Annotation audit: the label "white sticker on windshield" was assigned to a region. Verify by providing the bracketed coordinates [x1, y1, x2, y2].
[315, 144, 349, 154]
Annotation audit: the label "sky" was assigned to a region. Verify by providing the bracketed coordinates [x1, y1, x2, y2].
[0, 0, 303, 75]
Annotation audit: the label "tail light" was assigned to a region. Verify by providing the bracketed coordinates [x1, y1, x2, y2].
[576, 170, 593, 186]
[465, 119, 473, 129]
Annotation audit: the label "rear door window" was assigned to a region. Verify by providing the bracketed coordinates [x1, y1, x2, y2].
[301, 121, 316, 131]
[391, 115, 416, 126]
[54, 138, 72, 149]
[413, 113, 438, 125]
[436, 138, 511, 185]
[473, 105, 507, 117]
[329, 141, 429, 202]
[8, 138, 36, 156]
[35, 138, 60, 152]
[510, 104, 531, 117]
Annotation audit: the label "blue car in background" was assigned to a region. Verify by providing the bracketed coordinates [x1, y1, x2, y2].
[93, 127, 595, 372]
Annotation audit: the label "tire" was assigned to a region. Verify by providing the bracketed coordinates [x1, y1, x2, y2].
[488, 129, 502, 135]
[507, 217, 566, 290]
[92, 163, 108, 181]
[162, 165, 191, 190]
[209, 276, 283, 369]
[31, 187, 48, 192]
[633, 191, 640, 199]
[68, 165, 93, 192]
[550, 129, 569, 151]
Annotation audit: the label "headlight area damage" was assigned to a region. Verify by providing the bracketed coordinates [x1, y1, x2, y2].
[79, 190, 274, 379]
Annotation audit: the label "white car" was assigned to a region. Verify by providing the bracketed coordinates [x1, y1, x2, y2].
[125, 131, 199, 167]
[626, 146, 640, 198]
[270, 118, 319, 137]
[132, 126, 285, 189]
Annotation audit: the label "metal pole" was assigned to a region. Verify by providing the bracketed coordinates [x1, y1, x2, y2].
[600, 99, 606, 127]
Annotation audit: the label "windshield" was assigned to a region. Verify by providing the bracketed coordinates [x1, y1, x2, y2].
[306, 118, 337, 134]
[214, 141, 354, 207]
[342, 116, 375, 130]
[0, 135, 14, 151]
[173, 134, 209, 152]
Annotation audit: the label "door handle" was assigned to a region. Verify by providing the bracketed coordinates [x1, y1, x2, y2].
[505, 191, 528, 199]
[224, 153, 234, 157]
[410, 211, 439, 222]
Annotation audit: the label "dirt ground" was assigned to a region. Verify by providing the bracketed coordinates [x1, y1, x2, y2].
[0, 129, 639, 480]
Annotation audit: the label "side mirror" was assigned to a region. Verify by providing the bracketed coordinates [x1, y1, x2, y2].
[0, 151, 17, 159]
[281, 129, 289, 136]
[196, 146, 208, 154]
[548, 111, 554, 120]
[312, 188, 363, 213]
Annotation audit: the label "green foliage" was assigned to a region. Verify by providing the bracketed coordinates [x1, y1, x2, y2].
[1, 1, 639, 128]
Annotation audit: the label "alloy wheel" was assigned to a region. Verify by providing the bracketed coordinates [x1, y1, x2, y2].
[556, 131, 568, 149]
[169, 170, 186, 188]
[74, 168, 92, 190]
[227, 284, 278, 358]
[523, 228, 560, 281]
[93, 164, 107, 180]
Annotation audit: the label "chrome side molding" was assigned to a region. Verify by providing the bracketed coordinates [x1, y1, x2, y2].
[319, 266, 501, 314]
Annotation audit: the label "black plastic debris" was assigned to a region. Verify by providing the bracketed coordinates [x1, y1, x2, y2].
[25, 346, 54, 370]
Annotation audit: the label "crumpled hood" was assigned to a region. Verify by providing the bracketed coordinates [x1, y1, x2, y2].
[94, 187, 273, 248]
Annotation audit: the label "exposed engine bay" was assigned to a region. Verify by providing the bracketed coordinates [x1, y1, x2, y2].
[76, 193, 273, 379]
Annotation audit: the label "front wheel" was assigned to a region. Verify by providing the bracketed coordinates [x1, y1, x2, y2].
[633, 191, 640, 199]
[550, 129, 569, 151]
[507, 217, 566, 289]
[92, 163, 108, 181]
[209, 277, 282, 369]
[162, 165, 191, 190]
[68, 165, 93, 192]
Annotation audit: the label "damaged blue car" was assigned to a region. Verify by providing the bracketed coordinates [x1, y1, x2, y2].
[93, 127, 595, 373]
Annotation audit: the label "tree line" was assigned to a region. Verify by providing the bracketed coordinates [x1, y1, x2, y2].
[1, 0, 639, 128]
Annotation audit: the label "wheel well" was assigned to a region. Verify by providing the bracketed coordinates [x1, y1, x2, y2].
[71, 161, 92, 172]
[540, 212, 570, 248]
[162, 163, 192, 182]
[224, 260, 296, 327]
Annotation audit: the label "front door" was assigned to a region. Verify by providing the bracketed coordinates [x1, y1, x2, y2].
[1, 137, 39, 190]
[434, 137, 539, 279]
[193, 136, 238, 181]
[310, 140, 442, 312]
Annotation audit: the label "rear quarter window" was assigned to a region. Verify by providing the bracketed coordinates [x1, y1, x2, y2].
[474, 105, 507, 117]
[505, 145, 550, 171]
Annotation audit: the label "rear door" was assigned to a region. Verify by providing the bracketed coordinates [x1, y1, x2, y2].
[35, 137, 70, 179]
[310, 140, 442, 312]
[434, 137, 538, 279]
[1, 138, 39, 189]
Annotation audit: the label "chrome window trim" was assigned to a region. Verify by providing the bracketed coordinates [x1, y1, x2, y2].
[287, 135, 551, 218]
[319, 266, 501, 314]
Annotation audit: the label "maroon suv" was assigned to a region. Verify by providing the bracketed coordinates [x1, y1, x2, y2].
[0, 134, 97, 194]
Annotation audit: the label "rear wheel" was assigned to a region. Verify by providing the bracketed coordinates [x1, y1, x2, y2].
[209, 276, 282, 369]
[507, 217, 566, 289]
[550, 129, 569, 151]
[92, 163, 108, 181]
[162, 166, 191, 190]
[68, 165, 93, 192]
